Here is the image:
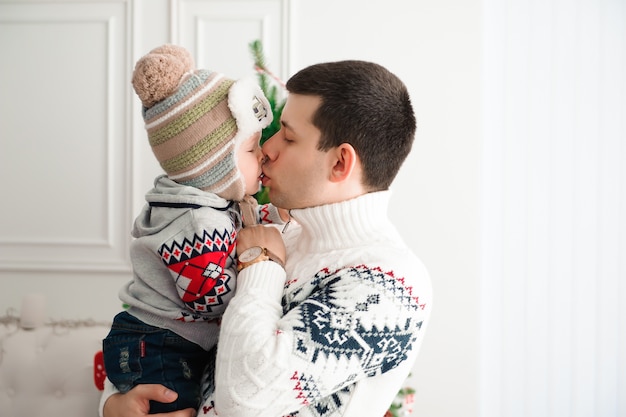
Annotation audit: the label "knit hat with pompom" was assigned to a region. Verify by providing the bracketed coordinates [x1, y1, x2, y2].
[132, 44, 272, 201]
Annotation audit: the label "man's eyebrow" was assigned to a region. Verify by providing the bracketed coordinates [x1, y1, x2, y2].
[281, 120, 298, 136]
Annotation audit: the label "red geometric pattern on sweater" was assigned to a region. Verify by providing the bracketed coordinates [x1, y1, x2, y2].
[259, 204, 274, 224]
[285, 372, 350, 417]
[158, 229, 236, 316]
[314, 265, 426, 311]
[160, 228, 236, 264]
[359, 265, 427, 311]
[290, 370, 314, 406]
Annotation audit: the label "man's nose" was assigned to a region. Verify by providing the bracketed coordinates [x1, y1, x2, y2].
[256, 147, 265, 163]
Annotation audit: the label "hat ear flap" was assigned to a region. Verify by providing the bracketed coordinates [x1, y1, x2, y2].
[227, 76, 273, 145]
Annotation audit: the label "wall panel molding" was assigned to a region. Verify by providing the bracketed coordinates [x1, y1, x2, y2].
[171, 0, 290, 81]
[0, 0, 132, 272]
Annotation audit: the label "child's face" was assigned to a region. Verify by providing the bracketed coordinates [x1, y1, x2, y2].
[236, 131, 265, 196]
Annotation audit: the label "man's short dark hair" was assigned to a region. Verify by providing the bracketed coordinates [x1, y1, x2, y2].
[286, 60, 416, 190]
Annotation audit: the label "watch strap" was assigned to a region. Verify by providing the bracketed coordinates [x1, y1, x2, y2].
[237, 247, 284, 271]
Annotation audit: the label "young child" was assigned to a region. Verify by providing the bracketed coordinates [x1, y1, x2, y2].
[102, 44, 283, 413]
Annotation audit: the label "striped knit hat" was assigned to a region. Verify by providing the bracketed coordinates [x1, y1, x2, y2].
[132, 44, 272, 201]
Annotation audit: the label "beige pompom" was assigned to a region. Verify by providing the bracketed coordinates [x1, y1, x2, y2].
[148, 44, 195, 70]
[131, 44, 195, 108]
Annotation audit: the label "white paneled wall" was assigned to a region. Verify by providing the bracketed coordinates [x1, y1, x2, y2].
[0, 1, 131, 272]
[480, 1, 626, 416]
[175, 0, 289, 78]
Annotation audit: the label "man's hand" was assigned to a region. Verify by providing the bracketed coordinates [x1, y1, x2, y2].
[237, 224, 286, 266]
[103, 384, 195, 417]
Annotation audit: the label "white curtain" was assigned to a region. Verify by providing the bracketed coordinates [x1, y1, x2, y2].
[480, 0, 625, 416]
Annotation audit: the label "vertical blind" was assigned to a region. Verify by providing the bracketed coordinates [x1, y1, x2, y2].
[480, 1, 625, 416]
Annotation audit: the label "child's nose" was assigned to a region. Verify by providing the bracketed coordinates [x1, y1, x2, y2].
[261, 132, 279, 161]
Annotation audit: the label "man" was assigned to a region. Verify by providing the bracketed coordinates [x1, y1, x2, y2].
[102, 60, 432, 417]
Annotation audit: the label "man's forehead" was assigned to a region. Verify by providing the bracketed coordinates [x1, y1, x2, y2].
[281, 94, 321, 130]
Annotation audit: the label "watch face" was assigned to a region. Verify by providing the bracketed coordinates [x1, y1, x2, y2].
[239, 246, 263, 263]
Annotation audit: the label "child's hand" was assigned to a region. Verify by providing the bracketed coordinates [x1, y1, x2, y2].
[239, 195, 259, 227]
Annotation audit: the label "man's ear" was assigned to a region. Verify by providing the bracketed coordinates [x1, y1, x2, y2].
[329, 143, 357, 183]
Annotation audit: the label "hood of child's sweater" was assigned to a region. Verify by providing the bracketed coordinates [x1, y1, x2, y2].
[132, 174, 234, 238]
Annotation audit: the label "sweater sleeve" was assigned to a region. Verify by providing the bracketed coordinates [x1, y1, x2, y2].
[238, 197, 285, 226]
[257, 203, 286, 225]
[212, 263, 429, 417]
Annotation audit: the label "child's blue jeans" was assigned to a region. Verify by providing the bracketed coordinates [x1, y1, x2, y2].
[103, 311, 211, 413]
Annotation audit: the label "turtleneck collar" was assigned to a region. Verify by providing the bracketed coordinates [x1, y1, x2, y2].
[288, 190, 395, 253]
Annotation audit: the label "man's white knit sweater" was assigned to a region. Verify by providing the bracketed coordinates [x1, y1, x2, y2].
[203, 190, 432, 417]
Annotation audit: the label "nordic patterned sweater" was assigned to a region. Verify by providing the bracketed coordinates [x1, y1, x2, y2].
[118, 175, 282, 351]
[201, 190, 432, 417]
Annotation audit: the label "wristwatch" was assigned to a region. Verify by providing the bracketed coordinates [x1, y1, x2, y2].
[237, 246, 285, 271]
